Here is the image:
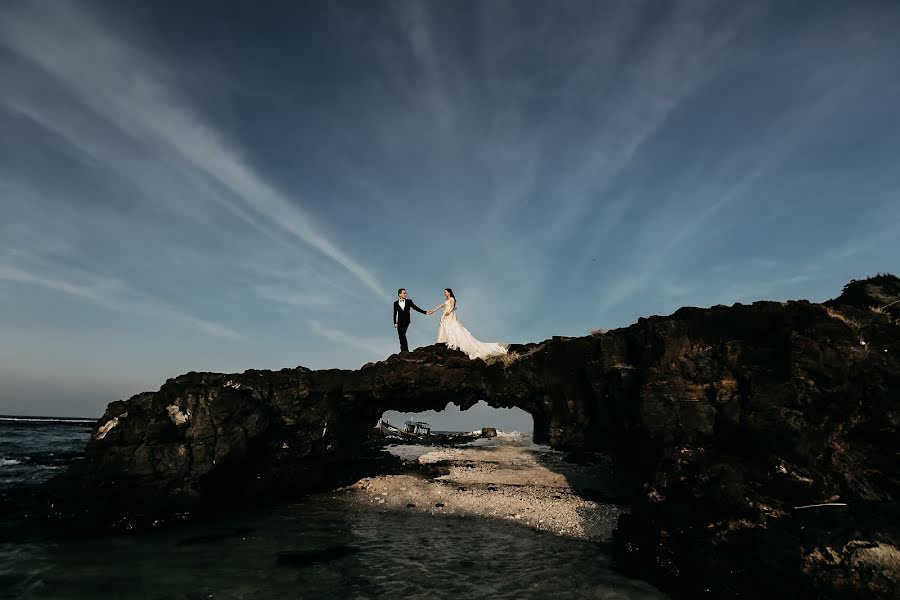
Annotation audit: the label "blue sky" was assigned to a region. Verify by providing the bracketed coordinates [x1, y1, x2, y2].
[1, 1, 898, 425]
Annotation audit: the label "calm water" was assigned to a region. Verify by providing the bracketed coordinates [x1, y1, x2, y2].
[1, 418, 667, 600]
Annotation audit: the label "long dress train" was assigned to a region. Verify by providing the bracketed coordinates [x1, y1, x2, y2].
[436, 299, 508, 360]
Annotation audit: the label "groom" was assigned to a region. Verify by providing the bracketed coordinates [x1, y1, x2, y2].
[393, 288, 427, 352]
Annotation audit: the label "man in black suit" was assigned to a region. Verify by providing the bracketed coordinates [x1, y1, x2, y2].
[393, 288, 428, 352]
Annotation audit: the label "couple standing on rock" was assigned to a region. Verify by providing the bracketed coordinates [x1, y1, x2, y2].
[392, 288, 508, 360]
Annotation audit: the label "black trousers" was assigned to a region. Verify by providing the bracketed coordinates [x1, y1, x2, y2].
[397, 322, 410, 352]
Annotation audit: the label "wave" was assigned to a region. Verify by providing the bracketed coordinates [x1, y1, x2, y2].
[0, 416, 95, 425]
[495, 430, 525, 438]
[1, 458, 22, 466]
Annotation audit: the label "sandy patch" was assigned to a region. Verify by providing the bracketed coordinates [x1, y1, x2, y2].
[337, 433, 629, 542]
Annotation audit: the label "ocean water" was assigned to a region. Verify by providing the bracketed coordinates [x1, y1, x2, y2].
[0, 418, 668, 600]
[0, 416, 94, 489]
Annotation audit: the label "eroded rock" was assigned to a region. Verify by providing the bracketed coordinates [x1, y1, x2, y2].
[42, 275, 900, 598]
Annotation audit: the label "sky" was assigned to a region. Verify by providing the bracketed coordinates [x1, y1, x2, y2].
[1, 1, 898, 427]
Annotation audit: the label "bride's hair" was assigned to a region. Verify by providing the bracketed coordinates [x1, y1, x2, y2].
[445, 288, 456, 305]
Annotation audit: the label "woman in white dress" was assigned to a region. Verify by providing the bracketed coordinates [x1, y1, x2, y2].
[426, 288, 508, 360]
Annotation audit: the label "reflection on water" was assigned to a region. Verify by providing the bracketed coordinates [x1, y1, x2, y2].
[2, 495, 667, 599]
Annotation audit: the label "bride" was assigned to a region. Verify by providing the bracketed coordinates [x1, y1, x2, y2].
[426, 288, 508, 360]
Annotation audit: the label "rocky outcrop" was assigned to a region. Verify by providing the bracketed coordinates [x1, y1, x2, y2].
[608, 297, 900, 598]
[44, 276, 899, 598]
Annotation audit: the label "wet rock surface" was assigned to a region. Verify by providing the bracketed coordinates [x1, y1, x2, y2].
[39, 275, 900, 598]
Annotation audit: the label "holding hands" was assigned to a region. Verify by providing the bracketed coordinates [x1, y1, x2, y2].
[428, 292, 454, 317]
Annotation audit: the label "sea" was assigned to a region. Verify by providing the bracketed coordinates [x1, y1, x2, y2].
[0, 416, 668, 599]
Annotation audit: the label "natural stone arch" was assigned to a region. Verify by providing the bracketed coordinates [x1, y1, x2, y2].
[50, 339, 605, 524]
[39, 276, 900, 599]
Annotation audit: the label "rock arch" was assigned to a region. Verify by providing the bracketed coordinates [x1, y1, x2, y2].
[43, 282, 900, 598]
[50, 338, 608, 522]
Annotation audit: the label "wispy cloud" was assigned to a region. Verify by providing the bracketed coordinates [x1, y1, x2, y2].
[0, 2, 388, 300]
[593, 15, 900, 312]
[0, 255, 244, 340]
[0, 263, 119, 303]
[307, 319, 396, 359]
[538, 1, 762, 242]
[2, 0, 899, 419]
[254, 284, 336, 312]
[359, 0, 770, 325]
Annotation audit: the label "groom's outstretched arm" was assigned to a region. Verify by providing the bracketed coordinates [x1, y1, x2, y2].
[409, 300, 428, 315]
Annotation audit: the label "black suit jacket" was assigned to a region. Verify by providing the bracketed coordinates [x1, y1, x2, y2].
[393, 299, 427, 326]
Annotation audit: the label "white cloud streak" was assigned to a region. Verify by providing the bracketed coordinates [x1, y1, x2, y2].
[1, 0, 897, 384]
[307, 319, 396, 359]
[0, 2, 388, 300]
[361, 0, 770, 330]
[592, 11, 900, 312]
[0, 257, 244, 341]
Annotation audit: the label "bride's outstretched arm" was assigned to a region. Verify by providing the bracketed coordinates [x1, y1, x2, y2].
[426, 302, 444, 315]
[431, 299, 455, 316]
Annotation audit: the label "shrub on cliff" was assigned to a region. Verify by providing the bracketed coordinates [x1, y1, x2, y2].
[829, 273, 899, 314]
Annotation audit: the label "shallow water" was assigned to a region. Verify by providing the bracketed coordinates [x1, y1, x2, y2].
[3, 497, 667, 599]
[1, 419, 667, 599]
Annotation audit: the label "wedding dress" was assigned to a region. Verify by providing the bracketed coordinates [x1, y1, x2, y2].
[437, 299, 508, 360]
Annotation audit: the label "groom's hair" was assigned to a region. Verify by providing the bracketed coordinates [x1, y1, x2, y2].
[397, 288, 405, 296]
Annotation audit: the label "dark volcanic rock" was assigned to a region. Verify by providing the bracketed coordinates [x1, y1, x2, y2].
[42, 275, 900, 598]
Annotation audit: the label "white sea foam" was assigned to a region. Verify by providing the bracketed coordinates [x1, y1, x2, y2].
[0, 416, 95, 424]
[1, 458, 22, 466]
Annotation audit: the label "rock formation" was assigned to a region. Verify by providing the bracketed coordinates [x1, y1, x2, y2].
[44, 275, 899, 598]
